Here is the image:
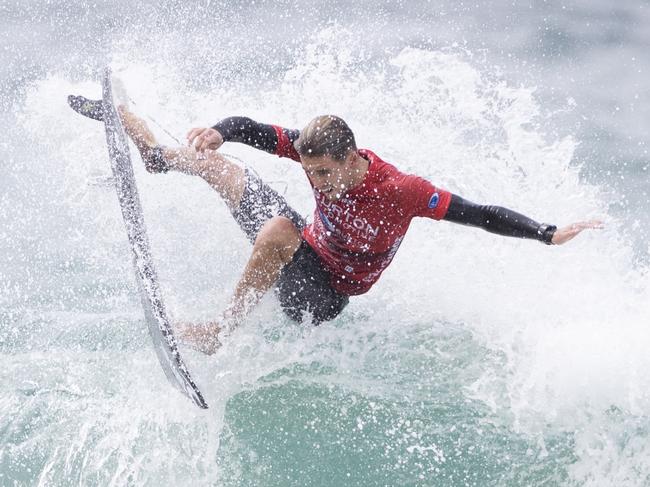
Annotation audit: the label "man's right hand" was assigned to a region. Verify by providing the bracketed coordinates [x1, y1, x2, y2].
[186, 127, 224, 152]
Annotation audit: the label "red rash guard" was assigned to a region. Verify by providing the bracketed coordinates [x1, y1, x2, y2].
[273, 126, 451, 295]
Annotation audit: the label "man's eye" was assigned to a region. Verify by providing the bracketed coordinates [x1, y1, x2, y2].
[316, 170, 330, 176]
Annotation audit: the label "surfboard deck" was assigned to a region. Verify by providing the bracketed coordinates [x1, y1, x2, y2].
[100, 68, 208, 409]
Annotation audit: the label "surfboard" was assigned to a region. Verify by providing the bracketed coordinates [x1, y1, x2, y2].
[100, 68, 208, 409]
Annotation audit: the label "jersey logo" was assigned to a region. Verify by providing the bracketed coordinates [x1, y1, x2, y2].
[319, 209, 335, 231]
[428, 193, 440, 209]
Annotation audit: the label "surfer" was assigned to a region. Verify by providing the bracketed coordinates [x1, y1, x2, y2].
[69, 95, 602, 354]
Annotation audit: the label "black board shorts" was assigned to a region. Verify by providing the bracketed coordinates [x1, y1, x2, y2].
[230, 169, 349, 324]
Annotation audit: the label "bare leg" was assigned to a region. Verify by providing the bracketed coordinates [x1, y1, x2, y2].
[226, 216, 302, 320]
[115, 108, 304, 352]
[117, 105, 245, 211]
[178, 216, 302, 354]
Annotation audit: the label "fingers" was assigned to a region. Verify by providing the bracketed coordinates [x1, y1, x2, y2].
[551, 220, 605, 245]
[186, 127, 208, 150]
[576, 220, 605, 230]
[566, 220, 605, 236]
[568, 220, 605, 232]
[186, 127, 205, 144]
[186, 127, 223, 152]
[197, 132, 216, 152]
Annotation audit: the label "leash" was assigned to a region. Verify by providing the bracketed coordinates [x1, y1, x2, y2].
[126, 95, 289, 195]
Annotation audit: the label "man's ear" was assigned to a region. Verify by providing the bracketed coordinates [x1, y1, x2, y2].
[346, 150, 359, 165]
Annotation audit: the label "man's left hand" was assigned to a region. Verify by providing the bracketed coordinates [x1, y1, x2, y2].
[551, 220, 604, 245]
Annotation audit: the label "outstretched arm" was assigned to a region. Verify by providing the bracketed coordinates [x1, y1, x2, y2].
[443, 195, 603, 245]
[212, 117, 283, 153]
[186, 117, 301, 160]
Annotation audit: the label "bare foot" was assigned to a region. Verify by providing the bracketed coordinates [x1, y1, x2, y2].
[176, 322, 221, 355]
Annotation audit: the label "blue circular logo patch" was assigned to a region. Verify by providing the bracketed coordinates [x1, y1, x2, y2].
[428, 193, 440, 209]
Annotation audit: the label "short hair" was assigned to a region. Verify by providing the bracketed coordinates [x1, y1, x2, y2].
[295, 115, 357, 161]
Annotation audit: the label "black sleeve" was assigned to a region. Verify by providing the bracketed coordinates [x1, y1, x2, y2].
[211, 116, 300, 155]
[443, 194, 557, 244]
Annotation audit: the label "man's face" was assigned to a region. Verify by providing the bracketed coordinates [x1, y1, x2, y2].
[300, 153, 353, 201]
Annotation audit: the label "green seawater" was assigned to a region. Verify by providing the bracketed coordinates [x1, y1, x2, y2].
[216, 349, 577, 487]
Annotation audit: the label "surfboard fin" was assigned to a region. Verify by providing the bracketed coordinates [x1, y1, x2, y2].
[67, 95, 104, 122]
